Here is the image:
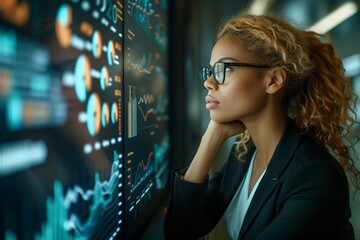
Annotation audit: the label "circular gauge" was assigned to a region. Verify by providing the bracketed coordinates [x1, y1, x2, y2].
[107, 40, 115, 66]
[55, 4, 72, 48]
[92, 30, 102, 58]
[100, 66, 109, 91]
[111, 102, 118, 124]
[74, 54, 92, 102]
[86, 93, 101, 136]
[101, 102, 110, 127]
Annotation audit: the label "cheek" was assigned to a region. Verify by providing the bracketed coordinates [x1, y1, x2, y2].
[218, 79, 267, 118]
[208, 75, 267, 122]
[230, 78, 264, 105]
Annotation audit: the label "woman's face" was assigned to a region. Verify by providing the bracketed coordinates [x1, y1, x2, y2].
[205, 35, 270, 123]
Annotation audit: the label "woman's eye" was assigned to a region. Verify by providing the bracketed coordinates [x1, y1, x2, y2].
[225, 67, 232, 73]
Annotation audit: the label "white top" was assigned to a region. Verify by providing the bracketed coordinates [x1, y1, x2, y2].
[224, 150, 267, 240]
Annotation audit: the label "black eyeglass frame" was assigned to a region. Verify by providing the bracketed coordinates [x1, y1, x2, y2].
[199, 61, 272, 85]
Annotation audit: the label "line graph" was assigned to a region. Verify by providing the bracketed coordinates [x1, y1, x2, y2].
[30, 150, 123, 240]
[126, 0, 168, 48]
[128, 53, 155, 74]
[127, 0, 154, 29]
[137, 106, 156, 122]
[136, 93, 169, 123]
[138, 93, 155, 104]
[128, 151, 154, 193]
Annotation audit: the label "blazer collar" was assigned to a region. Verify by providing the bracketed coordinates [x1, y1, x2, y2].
[238, 118, 303, 239]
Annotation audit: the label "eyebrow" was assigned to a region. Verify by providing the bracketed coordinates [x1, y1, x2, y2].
[209, 57, 239, 66]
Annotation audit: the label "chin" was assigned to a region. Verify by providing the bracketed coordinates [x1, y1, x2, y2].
[210, 112, 237, 123]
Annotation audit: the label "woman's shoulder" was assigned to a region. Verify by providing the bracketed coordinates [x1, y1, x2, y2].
[296, 134, 339, 166]
[286, 118, 340, 167]
[286, 134, 348, 187]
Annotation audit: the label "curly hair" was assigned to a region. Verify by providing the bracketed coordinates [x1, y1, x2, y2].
[217, 13, 360, 190]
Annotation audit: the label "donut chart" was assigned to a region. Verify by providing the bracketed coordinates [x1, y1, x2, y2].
[74, 54, 92, 102]
[55, 4, 72, 48]
[107, 40, 115, 66]
[111, 102, 118, 124]
[101, 102, 110, 127]
[92, 30, 102, 58]
[100, 66, 109, 91]
[86, 93, 101, 136]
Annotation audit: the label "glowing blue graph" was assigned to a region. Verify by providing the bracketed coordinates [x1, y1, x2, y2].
[129, 152, 154, 193]
[154, 133, 170, 189]
[126, 0, 168, 48]
[29, 150, 123, 240]
[129, 53, 154, 74]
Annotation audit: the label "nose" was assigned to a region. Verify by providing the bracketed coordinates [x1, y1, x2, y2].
[203, 76, 218, 91]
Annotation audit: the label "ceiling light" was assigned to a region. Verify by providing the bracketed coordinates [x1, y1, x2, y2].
[307, 2, 358, 34]
[248, 0, 273, 15]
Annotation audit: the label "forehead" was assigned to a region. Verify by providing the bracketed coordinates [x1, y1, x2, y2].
[210, 35, 256, 65]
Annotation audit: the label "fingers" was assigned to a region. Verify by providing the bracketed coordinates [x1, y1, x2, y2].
[206, 120, 246, 139]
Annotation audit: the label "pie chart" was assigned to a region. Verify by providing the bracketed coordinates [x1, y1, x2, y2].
[101, 102, 110, 127]
[107, 40, 115, 66]
[92, 30, 102, 58]
[86, 93, 101, 136]
[111, 102, 118, 124]
[100, 66, 109, 91]
[74, 54, 92, 102]
[55, 4, 72, 48]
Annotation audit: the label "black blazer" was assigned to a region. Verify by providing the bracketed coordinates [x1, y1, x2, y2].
[164, 120, 354, 240]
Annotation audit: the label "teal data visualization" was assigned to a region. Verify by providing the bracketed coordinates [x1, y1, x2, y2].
[124, 0, 170, 239]
[0, 0, 170, 239]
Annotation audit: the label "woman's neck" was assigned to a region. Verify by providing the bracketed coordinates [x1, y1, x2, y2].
[244, 113, 287, 164]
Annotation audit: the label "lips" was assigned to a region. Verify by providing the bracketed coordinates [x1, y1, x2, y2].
[205, 95, 220, 110]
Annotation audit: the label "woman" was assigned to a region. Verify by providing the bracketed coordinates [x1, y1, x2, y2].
[164, 12, 360, 240]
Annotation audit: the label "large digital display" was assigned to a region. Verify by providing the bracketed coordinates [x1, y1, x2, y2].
[0, 0, 169, 239]
[124, 0, 169, 239]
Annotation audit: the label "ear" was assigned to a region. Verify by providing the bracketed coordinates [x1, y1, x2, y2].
[265, 67, 287, 94]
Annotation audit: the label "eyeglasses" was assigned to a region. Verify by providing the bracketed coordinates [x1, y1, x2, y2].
[199, 61, 271, 85]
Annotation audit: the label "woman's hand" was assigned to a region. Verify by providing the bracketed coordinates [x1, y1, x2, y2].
[204, 119, 246, 143]
[184, 120, 246, 183]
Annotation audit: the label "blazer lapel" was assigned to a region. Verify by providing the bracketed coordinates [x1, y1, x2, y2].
[220, 142, 256, 209]
[238, 120, 303, 239]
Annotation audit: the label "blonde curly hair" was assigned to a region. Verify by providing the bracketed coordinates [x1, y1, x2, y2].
[218, 13, 360, 189]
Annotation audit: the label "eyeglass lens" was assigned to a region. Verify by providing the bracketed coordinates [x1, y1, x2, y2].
[200, 67, 210, 82]
[200, 62, 225, 84]
[214, 62, 224, 84]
